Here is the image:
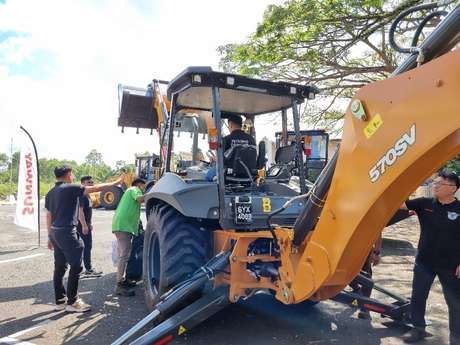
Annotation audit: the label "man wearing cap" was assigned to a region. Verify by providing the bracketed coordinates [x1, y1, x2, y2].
[77, 176, 103, 278]
[400, 170, 460, 344]
[223, 114, 256, 152]
[112, 178, 146, 296]
[46, 165, 125, 313]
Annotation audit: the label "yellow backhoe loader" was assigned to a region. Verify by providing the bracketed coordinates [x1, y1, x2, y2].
[113, 3, 460, 344]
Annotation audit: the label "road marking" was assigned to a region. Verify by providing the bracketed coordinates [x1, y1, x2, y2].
[0, 320, 49, 344]
[0, 336, 35, 344]
[0, 253, 44, 264]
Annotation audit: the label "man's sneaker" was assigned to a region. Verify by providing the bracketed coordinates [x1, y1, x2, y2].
[116, 284, 135, 297]
[120, 279, 137, 288]
[81, 269, 103, 278]
[65, 298, 91, 313]
[401, 328, 428, 343]
[54, 298, 67, 311]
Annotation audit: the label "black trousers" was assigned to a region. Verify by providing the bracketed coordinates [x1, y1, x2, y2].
[77, 225, 93, 271]
[50, 227, 84, 305]
[411, 261, 460, 340]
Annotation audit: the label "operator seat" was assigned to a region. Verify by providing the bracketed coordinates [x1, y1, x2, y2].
[266, 144, 296, 182]
[224, 144, 258, 184]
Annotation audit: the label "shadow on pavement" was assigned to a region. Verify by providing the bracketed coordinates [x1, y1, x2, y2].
[382, 237, 416, 257]
[0, 272, 148, 344]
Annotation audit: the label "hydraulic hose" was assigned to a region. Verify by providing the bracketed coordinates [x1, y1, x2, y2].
[392, 2, 460, 75]
[292, 147, 339, 246]
[389, 2, 441, 54]
[411, 10, 448, 47]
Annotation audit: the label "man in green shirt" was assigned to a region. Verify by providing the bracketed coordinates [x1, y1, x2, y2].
[112, 178, 146, 296]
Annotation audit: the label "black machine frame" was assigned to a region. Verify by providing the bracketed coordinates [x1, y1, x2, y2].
[165, 67, 320, 225]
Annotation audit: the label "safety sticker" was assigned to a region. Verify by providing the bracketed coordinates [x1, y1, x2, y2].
[262, 197, 271, 213]
[351, 299, 359, 307]
[363, 114, 383, 139]
[178, 325, 187, 335]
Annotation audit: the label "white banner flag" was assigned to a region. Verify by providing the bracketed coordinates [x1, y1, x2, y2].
[14, 132, 39, 231]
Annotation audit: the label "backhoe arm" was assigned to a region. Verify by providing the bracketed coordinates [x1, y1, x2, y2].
[285, 47, 460, 304]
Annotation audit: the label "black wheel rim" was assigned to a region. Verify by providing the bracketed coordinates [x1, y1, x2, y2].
[148, 233, 160, 296]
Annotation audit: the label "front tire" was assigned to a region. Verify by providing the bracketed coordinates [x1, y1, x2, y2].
[143, 203, 209, 310]
[100, 186, 123, 210]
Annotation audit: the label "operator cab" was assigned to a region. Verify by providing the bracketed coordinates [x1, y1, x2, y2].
[163, 66, 320, 229]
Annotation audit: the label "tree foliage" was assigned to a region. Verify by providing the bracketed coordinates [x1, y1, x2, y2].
[0, 149, 118, 198]
[218, 0, 454, 128]
[444, 156, 460, 174]
[85, 149, 104, 166]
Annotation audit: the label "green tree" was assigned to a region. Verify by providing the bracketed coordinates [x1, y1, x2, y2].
[444, 156, 460, 173]
[0, 153, 8, 167]
[85, 149, 104, 166]
[10, 151, 19, 184]
[39, 158, 77, 183]
[218, 0, 453, 128]
[114, 160, 135, 174]
[0, 151, 19, 198]
[115, 160, 127, 171]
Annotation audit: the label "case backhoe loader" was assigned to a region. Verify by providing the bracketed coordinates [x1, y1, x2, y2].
[113, 2, 460, 344]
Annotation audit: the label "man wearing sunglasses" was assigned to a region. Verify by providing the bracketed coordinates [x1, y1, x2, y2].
[77, 176, 103, 278]
[400, 170, 460, 344]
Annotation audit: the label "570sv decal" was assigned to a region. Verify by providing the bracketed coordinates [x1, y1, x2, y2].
[369, 124, 416, 183]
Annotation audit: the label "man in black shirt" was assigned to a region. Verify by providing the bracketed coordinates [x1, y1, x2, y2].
[77, 176, 102, 278]
[401, 171, 460, 344]
[46, 165, 124, 313]
[222, 114, 256, 152]
[222, 114, 256, 176]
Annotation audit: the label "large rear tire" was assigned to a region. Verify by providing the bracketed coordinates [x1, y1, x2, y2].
[143, 203, 209, 311]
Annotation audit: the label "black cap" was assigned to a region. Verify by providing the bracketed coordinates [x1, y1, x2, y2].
[54, 165, 72, 178]
[439, 169, 460, 188]
[227, 114, 243, 127]
[132, 177, 146, 186]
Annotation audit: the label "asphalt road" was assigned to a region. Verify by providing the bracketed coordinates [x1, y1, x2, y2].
[0, 204, 451, 345]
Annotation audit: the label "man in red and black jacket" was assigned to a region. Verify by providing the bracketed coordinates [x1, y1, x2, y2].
[401, 170, 460, 344]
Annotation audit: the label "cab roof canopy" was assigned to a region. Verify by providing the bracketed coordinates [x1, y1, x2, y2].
[167, 66, 320, 116]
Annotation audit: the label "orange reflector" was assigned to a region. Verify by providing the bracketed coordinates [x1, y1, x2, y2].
[363, 303, 386, 313]
[153, 334, 173, 345]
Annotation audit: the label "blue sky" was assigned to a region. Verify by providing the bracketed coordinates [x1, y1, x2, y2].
[0, 0, 282, 166]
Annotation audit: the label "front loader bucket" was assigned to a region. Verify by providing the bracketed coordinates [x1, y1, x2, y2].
[118, 84, 159, 130]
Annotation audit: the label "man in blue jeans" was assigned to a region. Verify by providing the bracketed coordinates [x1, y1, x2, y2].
[46, 165, 124, 312]
[401, 170, 460, 344]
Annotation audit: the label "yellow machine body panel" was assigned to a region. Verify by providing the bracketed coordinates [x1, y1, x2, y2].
[88, 192, 101, 208]
[285, 48, 460, 303]
[154, 94, 170, 125]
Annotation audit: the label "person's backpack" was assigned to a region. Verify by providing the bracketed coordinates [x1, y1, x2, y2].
[126, 221, 144, 281]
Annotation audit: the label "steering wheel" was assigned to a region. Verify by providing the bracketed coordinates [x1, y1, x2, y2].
[200, 160, 211, 167]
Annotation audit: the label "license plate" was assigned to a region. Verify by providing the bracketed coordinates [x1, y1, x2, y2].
[234, 201, 252, 224]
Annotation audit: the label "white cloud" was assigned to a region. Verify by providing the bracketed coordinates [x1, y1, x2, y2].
[0, 0, 283, 166]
